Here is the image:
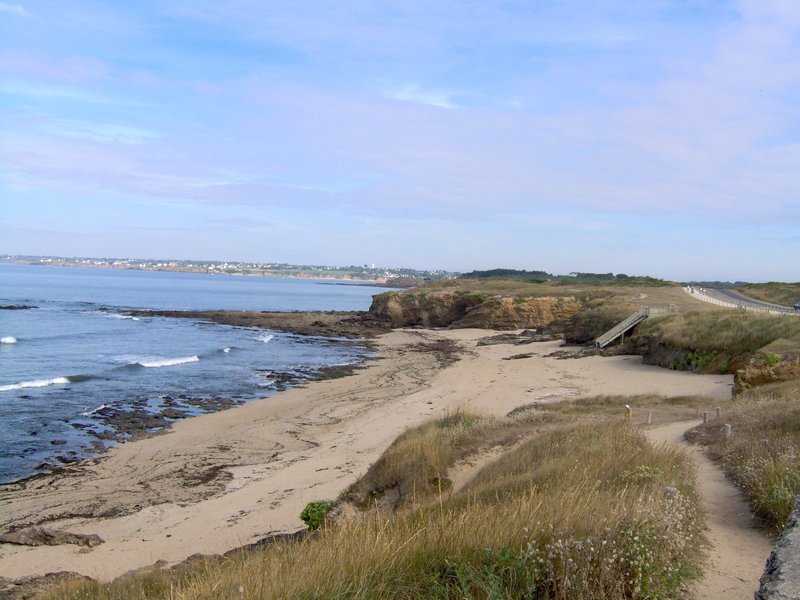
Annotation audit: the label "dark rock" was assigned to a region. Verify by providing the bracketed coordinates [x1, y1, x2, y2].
[756, 496, 800, 599]
[0, 572, 92, 600]
[503, 353, 538, 360]
[159, 408, 188, 420]
[0, 527, 104, 548]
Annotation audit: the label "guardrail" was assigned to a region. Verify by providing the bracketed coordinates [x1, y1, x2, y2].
[684, 288, 797, 316]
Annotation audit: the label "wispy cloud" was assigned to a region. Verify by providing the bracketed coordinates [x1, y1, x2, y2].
[384, 83, 459, 109]
[0, 81, 110, 103]
[39, 120, 161, 145]
[0, 2, 31, 17]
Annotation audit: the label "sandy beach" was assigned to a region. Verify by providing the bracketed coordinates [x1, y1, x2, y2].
[0, 328, 733, 582]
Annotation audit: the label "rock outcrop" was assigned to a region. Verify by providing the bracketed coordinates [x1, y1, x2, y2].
[369, 290, 581, 330]
[756, 496, 800, 600]
[735, 355, 800, 394]
[0, 527, 103, 548]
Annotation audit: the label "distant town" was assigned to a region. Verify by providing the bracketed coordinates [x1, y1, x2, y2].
[0, 254, 457, 283]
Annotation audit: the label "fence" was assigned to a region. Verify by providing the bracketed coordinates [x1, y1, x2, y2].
[684, 288, 798, 316]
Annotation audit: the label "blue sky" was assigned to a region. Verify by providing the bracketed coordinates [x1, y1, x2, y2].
[1, 1, 798, 281]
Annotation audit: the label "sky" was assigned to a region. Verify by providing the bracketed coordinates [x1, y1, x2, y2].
[1, 1, 798, 281]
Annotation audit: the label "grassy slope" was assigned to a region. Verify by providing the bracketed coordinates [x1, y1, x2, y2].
[421, 278, 710, 310]
[735, 283, 800, 308]
[634, 311, 800, 374]
[46, 401, 705, 600]
[639, 311, 800, 355]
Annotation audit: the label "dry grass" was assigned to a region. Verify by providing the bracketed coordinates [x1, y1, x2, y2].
[46, 413, 704, 600]
[687, 379, 800, 532]
[639, 311, 800, 356]
[421, 279, 708, 310]
[735, 283, 800, 308]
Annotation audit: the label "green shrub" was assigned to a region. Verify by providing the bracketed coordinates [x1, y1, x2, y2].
[300, 500, 335, 530]
[672, 349, 716, 371]
[757, 352, 780, 366]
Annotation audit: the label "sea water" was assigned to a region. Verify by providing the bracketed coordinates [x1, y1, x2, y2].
[0, 263, 390, 483]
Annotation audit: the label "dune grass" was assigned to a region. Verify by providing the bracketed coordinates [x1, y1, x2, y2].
[640, 311, 800, 354]
[735, 283, 800, 308]
[687, 379, 800, 532]
[45, 412, 704, 600]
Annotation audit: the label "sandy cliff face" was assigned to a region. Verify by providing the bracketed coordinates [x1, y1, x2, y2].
[369, 290, 581, 330]
[735, 355, 800, 393]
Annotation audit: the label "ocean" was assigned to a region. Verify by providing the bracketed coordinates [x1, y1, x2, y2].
[0, 263, 390, 483]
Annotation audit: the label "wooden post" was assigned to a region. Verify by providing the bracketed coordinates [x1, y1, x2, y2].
[724, 424, 732, 438]
[716, 407, 721, 419]
[647, 410, 652, 425]
[703, 411, 709, 424]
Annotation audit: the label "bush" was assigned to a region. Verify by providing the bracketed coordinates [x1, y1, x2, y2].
[300, 500, 335, 530]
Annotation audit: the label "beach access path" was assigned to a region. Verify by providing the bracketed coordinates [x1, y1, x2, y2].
[647, 421, 773, 599]
[1, 329, 733, 582]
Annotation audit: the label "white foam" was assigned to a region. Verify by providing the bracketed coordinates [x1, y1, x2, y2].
[1, 336, 17, 344]
[0, 377, 70, 393]
[81, 403, 109, 416]
[223, 347, 232, 353]
[255, 333, 274, 344]
[137, 355, 200, 368]
[109, 314, 140, 321]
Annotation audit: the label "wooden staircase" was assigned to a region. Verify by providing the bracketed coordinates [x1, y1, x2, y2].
[594, 307, 650, 348]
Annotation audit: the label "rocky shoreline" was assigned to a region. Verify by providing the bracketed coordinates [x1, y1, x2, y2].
[7, 310, 382, 487]
[124, 309, 390, 338]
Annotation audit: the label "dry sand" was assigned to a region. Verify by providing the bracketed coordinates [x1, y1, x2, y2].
[0, 329, 733, 582]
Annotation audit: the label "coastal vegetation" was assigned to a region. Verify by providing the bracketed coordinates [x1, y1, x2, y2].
[43, 405, 704, 599]
[733, 282, 800, 308]
[634, 311, 800, 376]
[687, 379, 800, 532]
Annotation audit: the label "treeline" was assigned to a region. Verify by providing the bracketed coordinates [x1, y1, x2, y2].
[460, 269, 669, 285]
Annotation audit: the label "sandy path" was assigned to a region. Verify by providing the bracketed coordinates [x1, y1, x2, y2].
[1, 329, 733, 582]
[646, 421, 773, 599]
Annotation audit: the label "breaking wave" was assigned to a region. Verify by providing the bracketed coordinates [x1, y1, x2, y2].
[0, 373, 100, 393]
[0, 376, 71, 393]
[1, 337, 17, 344]
[135, 355, 200, 368]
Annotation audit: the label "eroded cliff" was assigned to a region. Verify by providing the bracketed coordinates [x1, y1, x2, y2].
[369, 290, 581, 330]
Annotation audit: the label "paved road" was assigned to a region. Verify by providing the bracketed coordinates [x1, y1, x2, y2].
[707, 288, 796, 314]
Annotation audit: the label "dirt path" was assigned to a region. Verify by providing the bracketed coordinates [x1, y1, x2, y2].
[646, 420, 773, 599]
